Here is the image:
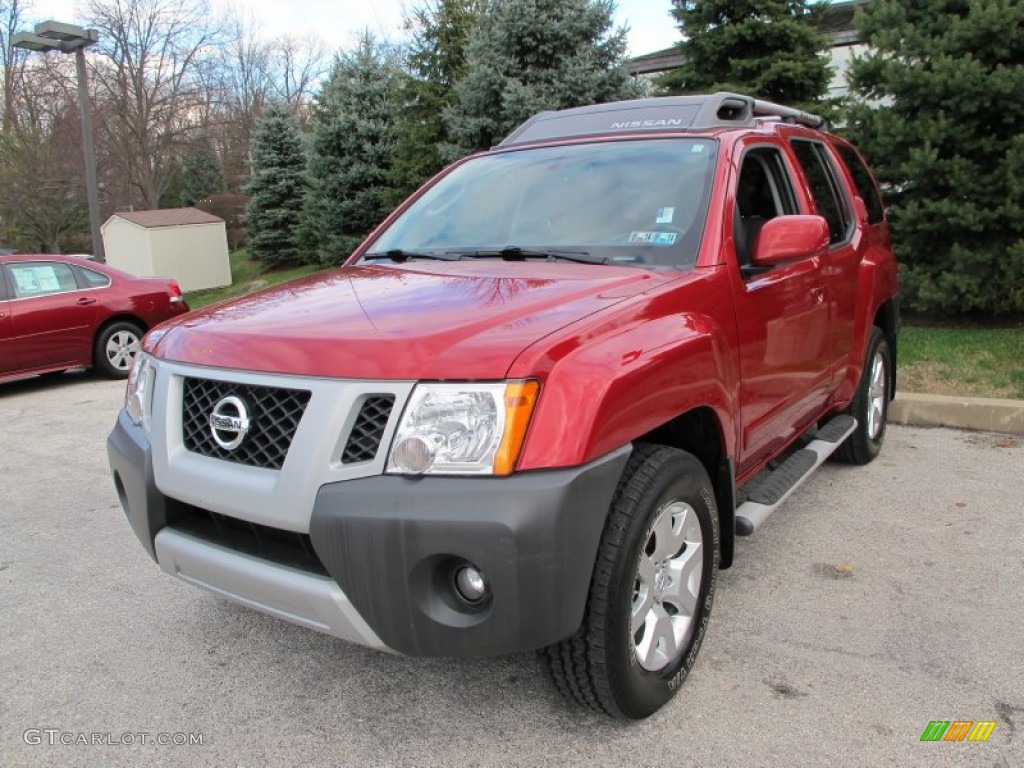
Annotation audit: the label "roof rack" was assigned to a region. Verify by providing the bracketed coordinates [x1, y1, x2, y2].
[498, 92, 829, 148]
[748, 96, 828, 130]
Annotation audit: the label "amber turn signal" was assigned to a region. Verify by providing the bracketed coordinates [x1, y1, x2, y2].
[493, 380, 540, 475]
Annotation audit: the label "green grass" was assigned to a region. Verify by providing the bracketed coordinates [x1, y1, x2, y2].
[183, 250, 321, 309]
[899, 325, 1024, 400]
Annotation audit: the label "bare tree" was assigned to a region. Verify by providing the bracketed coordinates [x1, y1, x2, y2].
[0, 55, 88, 252]
[205, 16, 327, 190]
[272, 33, 328, 119]
[0, 0, 29, 131]
[86, 0, 227, 209]
[205, 9, 272, 189]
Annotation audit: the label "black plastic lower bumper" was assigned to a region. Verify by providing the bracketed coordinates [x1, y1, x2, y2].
[108, 411, 631, 657]
[108, 410, 170, 561]
[309, 447, 630, 657]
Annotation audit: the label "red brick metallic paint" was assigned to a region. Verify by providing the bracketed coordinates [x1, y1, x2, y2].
[143, 123, 898, 482]
[152, 261, 677, 381]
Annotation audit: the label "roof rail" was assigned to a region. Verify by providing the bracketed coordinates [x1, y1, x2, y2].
[497, 92, 828, 148]
[749, 96, 828, 130]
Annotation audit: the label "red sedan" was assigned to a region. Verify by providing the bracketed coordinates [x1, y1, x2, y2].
[0, 254, 189, 381]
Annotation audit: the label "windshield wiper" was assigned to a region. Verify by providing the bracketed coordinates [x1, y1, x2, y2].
[450, 246, 606, 265]
[362, 249, 462, 262]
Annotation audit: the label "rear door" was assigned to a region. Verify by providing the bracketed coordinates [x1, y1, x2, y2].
[0, 266, 17, 373]
[788, 139, 862, 392]
[4, 260, 97, 371]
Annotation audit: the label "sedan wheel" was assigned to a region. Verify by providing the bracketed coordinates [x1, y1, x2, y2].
[94, 322, 144, 379]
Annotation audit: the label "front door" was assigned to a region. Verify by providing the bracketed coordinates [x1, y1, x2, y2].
[729, 143, 833, 476]
[4, 261, 96, 371]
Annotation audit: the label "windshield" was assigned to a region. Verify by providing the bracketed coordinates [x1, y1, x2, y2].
[365, 138, 718, 268]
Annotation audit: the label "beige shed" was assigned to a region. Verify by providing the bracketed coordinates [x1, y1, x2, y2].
[101, 208, 232, 292]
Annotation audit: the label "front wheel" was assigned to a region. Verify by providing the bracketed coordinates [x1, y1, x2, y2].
[94, 321, 143, 379]
[543, 444, 719, 719]
[835, 326, 891, 465]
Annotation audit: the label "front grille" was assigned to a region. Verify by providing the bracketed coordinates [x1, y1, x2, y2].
[170, 503, 327, 576]
[182, 377, 311, 470]
[342, 396, 395, 463]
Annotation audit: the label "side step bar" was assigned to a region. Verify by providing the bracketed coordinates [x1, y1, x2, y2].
[735, 415, 857, 536]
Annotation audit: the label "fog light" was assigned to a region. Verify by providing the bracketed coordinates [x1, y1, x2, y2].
[391, 434, 436, 474]
[453, 564, 487, 604]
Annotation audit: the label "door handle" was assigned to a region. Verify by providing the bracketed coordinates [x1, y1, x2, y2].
[76, 297, 98, 306]
[810, 287, 825, 304]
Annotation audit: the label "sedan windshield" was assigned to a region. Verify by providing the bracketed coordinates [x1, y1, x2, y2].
[365, 138, 718, 268]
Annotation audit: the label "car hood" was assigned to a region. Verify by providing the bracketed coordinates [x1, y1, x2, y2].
[149, 261, 675, 380]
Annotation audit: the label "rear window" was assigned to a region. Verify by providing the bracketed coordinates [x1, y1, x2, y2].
[790, 140, 853, 245]
[77, 266, 112, 288]
[367, 138, 719, 269]
[836, 145, 885, 224]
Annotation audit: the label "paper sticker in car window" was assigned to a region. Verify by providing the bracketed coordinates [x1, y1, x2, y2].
[656, 207, 675, 224]
[13, 266, 60, 294]
[630, 231, 677, 245]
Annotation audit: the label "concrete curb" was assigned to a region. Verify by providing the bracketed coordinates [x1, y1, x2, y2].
[890, 393, 1024, 436]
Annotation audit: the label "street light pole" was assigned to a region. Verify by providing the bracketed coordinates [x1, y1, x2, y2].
[13, 21, 105, 262]
[73, 46, 104, 262]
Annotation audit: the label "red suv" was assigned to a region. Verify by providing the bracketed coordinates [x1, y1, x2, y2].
[108, 93, 898, 719]
[0, 254, 188, 382]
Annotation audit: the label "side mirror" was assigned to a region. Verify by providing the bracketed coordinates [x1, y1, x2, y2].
[751, 215, 829, 267]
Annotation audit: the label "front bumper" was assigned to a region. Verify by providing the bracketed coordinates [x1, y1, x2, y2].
[108, 411, 630, 656]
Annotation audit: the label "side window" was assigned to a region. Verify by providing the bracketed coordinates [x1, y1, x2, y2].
[734, 147, 799, 267]
[77, 266, 112, 288]
[6, 261, 79, 299]
[790, 140, 852, 245]
[836, 145, 885, 224]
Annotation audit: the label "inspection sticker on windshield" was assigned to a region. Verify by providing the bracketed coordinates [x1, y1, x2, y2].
[630, 231, 677, 245]
[656, 207, 675, 224]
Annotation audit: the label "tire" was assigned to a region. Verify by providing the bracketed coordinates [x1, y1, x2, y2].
[835, 326, 891, 465]
[94, 321, 144, 379]
[543, 444, 719, 719]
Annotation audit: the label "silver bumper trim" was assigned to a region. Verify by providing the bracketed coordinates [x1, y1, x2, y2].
[154, 528, 391, 652]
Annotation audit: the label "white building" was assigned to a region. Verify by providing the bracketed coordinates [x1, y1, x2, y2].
[101, 208, 232, 293]
[627, 0, 870, 101]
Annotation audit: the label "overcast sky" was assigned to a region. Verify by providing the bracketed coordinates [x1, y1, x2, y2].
[26, 1, 679, 57]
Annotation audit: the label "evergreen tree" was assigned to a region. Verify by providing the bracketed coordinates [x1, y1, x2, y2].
[303, 34, 403, 267]
[445, 0, 630, 155]
[659, 0, 832, 111]
[846, 0, 1024, 315]
[180, 133, 225, 206]
[244, 104, 307, 268]
[391, 0, 481, 202]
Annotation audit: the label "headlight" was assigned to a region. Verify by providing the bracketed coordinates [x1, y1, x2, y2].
[386, 381, 539, 476]
[125, 352, 153, 426]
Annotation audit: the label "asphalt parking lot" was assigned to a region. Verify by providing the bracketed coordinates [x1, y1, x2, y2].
[2, 371, 1022, 767]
